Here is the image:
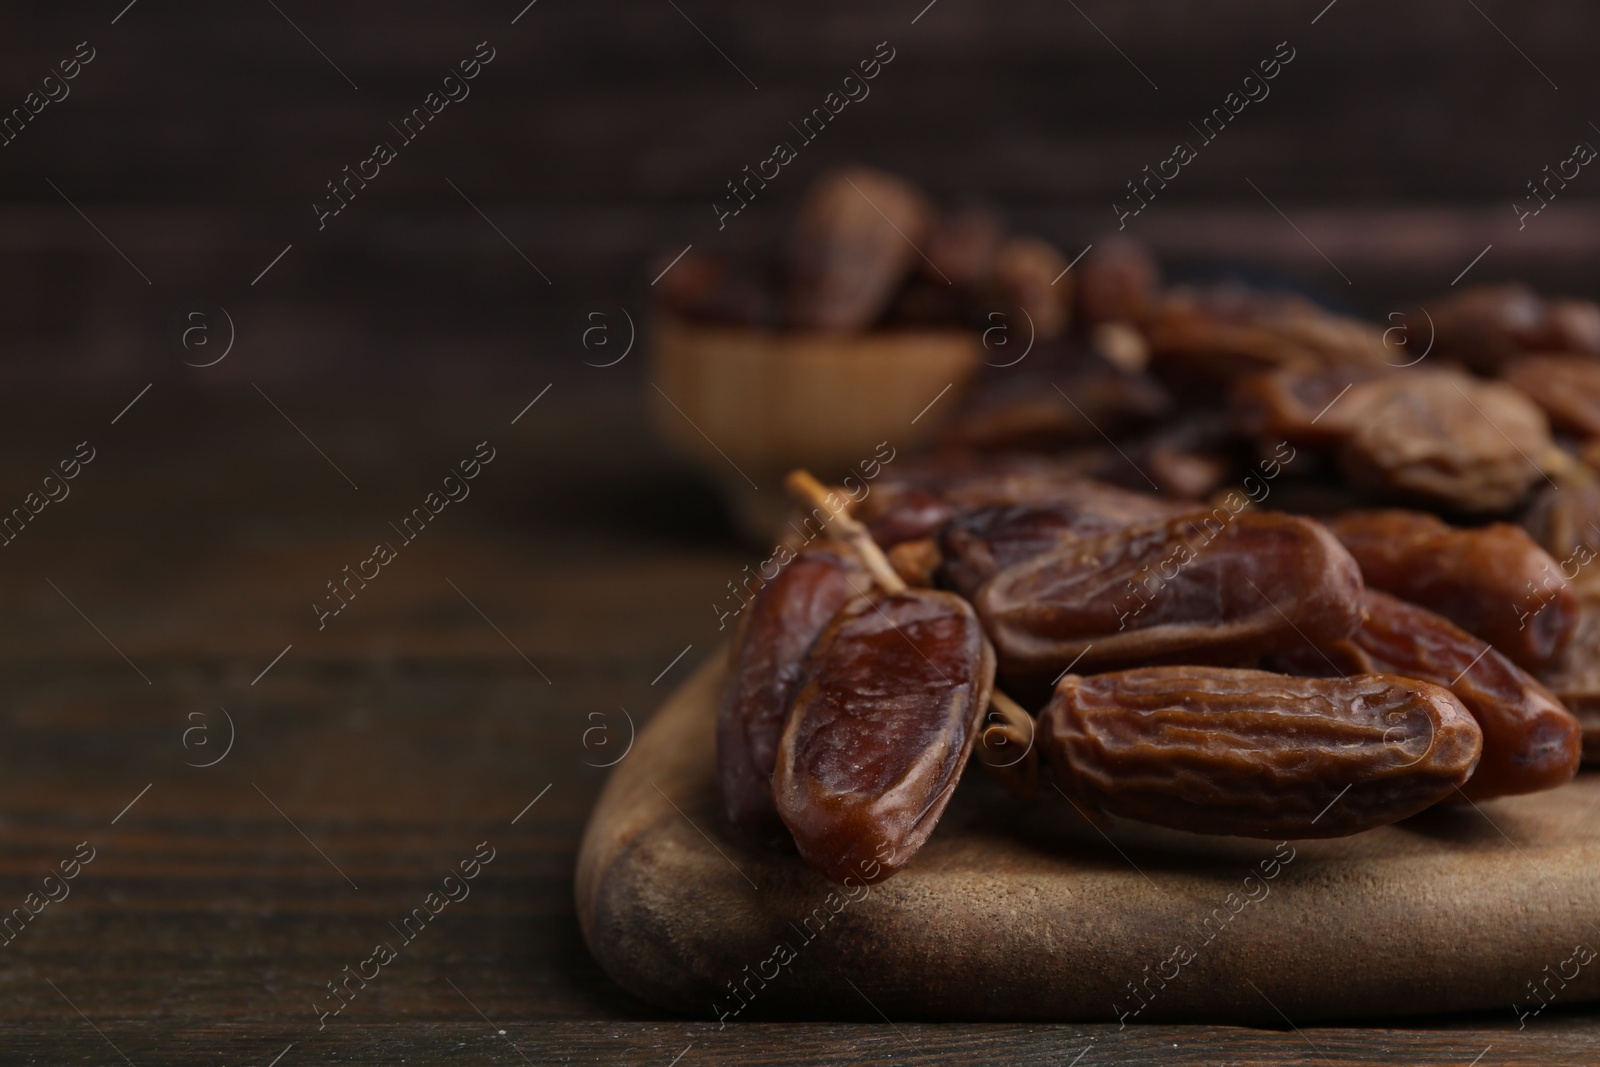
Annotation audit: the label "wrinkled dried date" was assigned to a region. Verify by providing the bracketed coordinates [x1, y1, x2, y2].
[1538, 590, 1600, 766]
[1337, 372, 1554, 513]
[1146, 285, 1388, 382]
[773, 589, 995, 884]
[1271, 590, 1580, 800]
[716, 544, 867, 843]
[1326, 509, 1577, 671]
[1042, 667, 1483, 838]
[938, 488, 1190, 598]
[858, 463, 1183, 548]
[1230, 364, 1395, 447]
[940, 504, 1102, 598]
[975, 511, 1364, 675]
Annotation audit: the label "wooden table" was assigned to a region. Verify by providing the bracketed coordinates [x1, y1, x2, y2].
[1, 380, 1595, 1065]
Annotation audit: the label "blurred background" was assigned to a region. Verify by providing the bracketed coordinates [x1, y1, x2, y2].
[2, 0, 1599, 388]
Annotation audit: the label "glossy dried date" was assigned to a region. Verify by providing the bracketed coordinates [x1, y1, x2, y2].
[716, 544, 867, 843]
[937, 485, 1193, 599]
[1326, 509, 1577, 671]
[773, 589, 996, 884]
[1271, 590, 1579, 800]
[1042, 667, 1483, 838]
[974, 511, 1364, 675]
[858, 463, 1183, 548]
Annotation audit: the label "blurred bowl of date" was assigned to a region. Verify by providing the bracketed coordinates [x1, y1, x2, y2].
[649, 165, 1116, 537]
[649, 317, 978, 536]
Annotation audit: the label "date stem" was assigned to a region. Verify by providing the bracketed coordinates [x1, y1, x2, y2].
[786, 468, 1039, 795]
[785, 470, 908, 594]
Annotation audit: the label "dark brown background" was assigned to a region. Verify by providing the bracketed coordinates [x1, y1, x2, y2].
[2, 0, 1599, 383]
[2, 2, 1600, 1063]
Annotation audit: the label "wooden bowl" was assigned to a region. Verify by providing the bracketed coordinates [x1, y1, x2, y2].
[649, 316, 983, 537]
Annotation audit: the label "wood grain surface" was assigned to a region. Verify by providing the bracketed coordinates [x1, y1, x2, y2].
[0, 382, 1585, 1062]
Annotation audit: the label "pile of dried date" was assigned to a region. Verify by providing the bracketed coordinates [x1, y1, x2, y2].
[656, 165, 1096, 339]
[709, 173, 1600, 886]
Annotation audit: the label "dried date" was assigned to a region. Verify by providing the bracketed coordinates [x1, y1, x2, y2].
[940, 504, 1103, 598]
[1523, 484, 1600, 589]
[1271, 590, 1579, 800]
[1419, 283, 1600, 373]
[1502, 354, 1600, 438]
[1078, 237, 1160, 325]
[773, 589, 996, 884]
[1337, 372, 1555, 513]
[942, 351, 1170, 451]
[1146, 285, 1388, 382]
[1230, 364, 1395, 447]
[988, 236, 1072, 339]
[1326, 509, 1577, 671]
[784, 166, 932, 331]
[857, 460, 1181, 548]
[974, 510, 1364, 675]
[717, 544, 867, 843]
[1537, 590, 1600, 765]
[1042, 667, 1483, 838]
[887, 537, 941, 588]
[939, 486, 1192, 598]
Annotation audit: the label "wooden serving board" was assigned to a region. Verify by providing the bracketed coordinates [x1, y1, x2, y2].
[576, 648, 1600, 1024]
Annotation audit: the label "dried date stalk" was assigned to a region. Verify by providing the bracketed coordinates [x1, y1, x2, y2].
[977, 688, 1039, 798]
